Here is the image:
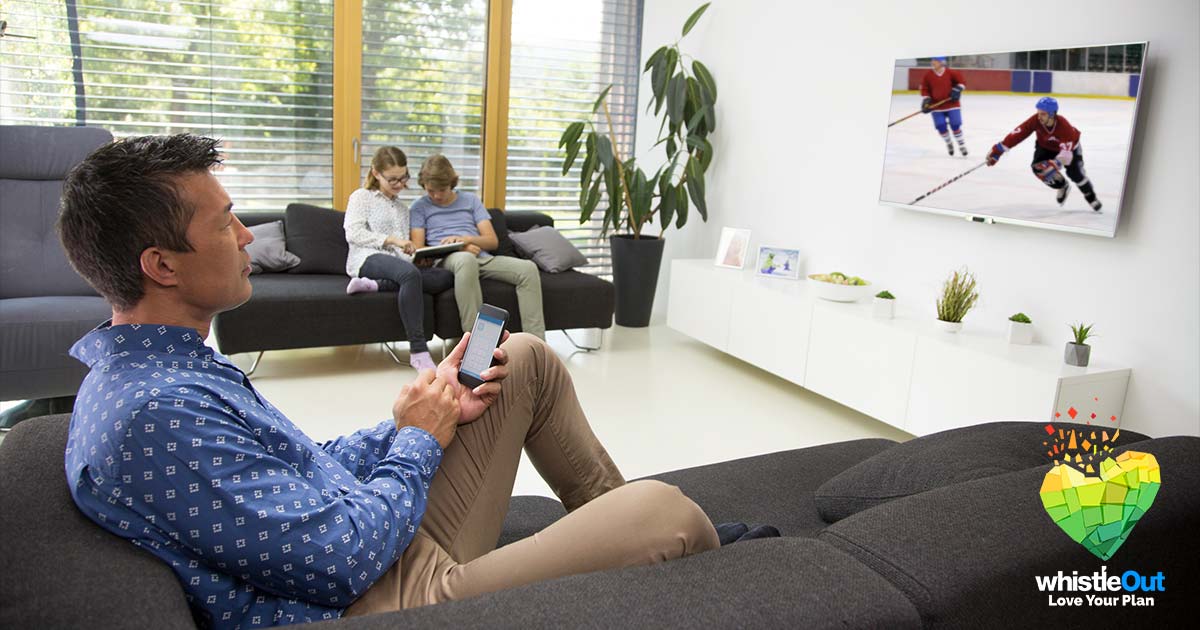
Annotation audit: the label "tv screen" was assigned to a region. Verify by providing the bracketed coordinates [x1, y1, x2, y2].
[879, 42, 1146, 237]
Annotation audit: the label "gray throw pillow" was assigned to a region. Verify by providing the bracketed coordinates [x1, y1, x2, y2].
[813, 421, 1150, 523]
[508, 226, 588, 273]
[246, 221, 300, 274]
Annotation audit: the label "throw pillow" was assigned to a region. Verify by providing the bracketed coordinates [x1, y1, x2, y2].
[486, 208, 518, 257]
[284, 203, 350, 275]
[813, 421, 1150, 523]
[245, 220, 300, 274]
[508, 226, 589, 273]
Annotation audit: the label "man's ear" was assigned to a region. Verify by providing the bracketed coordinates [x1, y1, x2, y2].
[139, 247, 181, 288]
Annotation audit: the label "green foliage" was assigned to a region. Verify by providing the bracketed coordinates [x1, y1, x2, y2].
[876, 290, 895, 299]
[936, 268, 979, 323]
[1009, 312, 1032, 323]
[559, 2, 716, 238]
[1070, 322, 1096, 345]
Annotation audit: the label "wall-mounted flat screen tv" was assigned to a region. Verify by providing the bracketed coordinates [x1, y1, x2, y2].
[879, 42, 1146, 237]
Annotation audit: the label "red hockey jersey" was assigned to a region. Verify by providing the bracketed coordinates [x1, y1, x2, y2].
[1000, 114, 1082, 153]
[919, 68, 966, 112]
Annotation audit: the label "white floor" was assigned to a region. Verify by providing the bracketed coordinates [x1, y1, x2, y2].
[232, 324, 912, 498]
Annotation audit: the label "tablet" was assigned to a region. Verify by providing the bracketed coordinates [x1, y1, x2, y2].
[412, 242, 466, 261]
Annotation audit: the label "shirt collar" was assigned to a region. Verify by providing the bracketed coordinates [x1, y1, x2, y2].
[70, 320, 214, 368]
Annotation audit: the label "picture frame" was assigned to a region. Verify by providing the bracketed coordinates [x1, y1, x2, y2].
[714, 227, 751, 269]
[755, 246, 801, 280]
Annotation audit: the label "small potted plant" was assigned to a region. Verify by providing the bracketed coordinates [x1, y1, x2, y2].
[1007, 312, 1034, 345]
[873, 290, 895, 319]
[935, 268, 978, 333]
[1065, 322, 1096, 367]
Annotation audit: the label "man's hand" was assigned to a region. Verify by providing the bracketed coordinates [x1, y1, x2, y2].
[986, 143, 1005, 166]
[464, 244, 482, 256]
[920, 97, 932, 113]
[392, 370, 461, 448]
[437, 331, 511, 424]
[440, 235, 469, 245]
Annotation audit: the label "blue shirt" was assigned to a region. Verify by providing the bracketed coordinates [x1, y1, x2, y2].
[409, 191, 491, 253]
[65, 322, 443, 629]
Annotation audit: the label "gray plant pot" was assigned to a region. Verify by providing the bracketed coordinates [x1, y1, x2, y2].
[1064, 342, 1091, 367]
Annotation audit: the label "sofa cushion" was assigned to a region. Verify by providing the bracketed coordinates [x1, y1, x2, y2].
[0, 295, 110, 400]
[818, 436, 1198, 627]
[432, 270, 615, 338]
[246, 220, 301, 274]
[814, 421, 1150, 523]
[486, 208, 518, 257]
[647, 438, 899, 538]
[0, 415, 196, 630]
[285, 203, 349, 275]
[509, 226, 589, 273]
[329, 538, 922, 629]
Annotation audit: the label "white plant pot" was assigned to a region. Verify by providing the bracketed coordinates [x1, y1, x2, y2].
[936, 319, 963, 333]
[872, 297, 895, 319]
[1007, 321, 1034, 345]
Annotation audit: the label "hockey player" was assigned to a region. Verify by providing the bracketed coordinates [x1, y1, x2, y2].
[920, 56, 968, 156]
[986, 97, 1103, 211]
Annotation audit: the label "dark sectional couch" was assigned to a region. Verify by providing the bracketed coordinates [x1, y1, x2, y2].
[212, 205, 614, 357]
[1, 416, 1194, 628]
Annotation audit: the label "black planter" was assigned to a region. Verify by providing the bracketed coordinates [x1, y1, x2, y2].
[610, 234, 665, 327]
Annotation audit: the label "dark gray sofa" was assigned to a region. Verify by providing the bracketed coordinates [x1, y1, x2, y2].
[1, 415, 1194, 628]
[0, 125, 113, 401]
[212, 206, 614, 357]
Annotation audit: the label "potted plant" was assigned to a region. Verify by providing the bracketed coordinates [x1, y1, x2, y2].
[873, 290, 895, 319]
[560, 3, 716, 326]
[1065, 322, 1096, 367]
[935, 268, 978, 333]
[1007, 312, 1034, 345]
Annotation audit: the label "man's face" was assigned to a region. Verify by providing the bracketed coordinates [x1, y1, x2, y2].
[424, 185, 455, 206]
[931, 59, 945, 72]
[1037, 110, 1054, 126]
[170, 170, 254, 316]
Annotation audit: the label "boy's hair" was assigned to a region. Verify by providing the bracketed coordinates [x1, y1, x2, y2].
[418, 154, 459, 190]
[364, 146, 408, 190]
[57, 134, 223, 311]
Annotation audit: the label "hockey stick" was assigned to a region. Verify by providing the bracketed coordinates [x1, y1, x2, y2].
[887, 98, 951, 127]
[908, 161, 988, 206]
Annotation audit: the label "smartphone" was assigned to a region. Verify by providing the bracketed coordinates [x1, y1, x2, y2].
[458, 304, 509, 389]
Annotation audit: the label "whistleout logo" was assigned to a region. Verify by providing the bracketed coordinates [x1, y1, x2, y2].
[1035, 417, 1165, 608]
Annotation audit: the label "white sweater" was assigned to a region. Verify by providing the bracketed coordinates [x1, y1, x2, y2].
[344, 188, 413, 277]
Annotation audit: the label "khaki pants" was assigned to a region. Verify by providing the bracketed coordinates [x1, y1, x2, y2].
[345, 334, 718, 615]
[442, 252, 546, 339]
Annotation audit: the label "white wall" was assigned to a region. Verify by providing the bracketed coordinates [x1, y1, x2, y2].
[638, 0, 1199, 437]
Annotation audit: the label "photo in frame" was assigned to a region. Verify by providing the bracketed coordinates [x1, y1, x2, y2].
[714, 227, 751, 269]
[755, 246, 801, 280]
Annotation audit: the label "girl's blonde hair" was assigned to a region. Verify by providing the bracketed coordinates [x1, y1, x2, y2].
[363, 146, 408, 190]
[418, 154, 459, 190]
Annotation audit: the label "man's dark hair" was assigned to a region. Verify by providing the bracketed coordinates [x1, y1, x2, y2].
[58, 134, 223, 311]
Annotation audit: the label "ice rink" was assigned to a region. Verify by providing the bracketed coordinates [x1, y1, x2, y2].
[879, 93, 1137, 235]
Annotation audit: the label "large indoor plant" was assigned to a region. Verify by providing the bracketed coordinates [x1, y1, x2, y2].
[559, 2, 717, 326]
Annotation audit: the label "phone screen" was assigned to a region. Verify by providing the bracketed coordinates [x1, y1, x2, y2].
[460, 312, 505, 379]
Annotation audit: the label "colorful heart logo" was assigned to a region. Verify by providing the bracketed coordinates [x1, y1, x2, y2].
[1039, 451, 1160, 560]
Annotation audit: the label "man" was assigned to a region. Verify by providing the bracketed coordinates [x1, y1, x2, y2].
[59, 135, 719, 629]
[920, 56, 969, 157]
[986, 96, 1103, 211]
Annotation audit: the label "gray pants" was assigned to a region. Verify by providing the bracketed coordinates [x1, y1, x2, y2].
[441, 252, 546, 339]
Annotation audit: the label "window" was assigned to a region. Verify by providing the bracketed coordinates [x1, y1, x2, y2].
[1048, 48, 1066, 71]
[1125, 43, 1144, 73]
[504, 0, 642, 276]
[1, 0, 336, 212]
[1087, 46, 1107, 72]
[1066, 48, 1086, 71]
[359, 0, 487, 196]
[1106, 45, 1125, 73]
[1028, 50, 1048, 70]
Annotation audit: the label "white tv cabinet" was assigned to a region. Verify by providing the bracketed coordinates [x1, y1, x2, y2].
[666, 259, 1130, 436]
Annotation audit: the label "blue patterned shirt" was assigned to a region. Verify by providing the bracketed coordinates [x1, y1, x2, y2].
[65, 322, 443, 629]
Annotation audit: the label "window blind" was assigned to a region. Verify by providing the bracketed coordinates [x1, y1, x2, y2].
[0, 0, 335, 213]
[506, 0, 643, 276]
[358, 0, 487, 201]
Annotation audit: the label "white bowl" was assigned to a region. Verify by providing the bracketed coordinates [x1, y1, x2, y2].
[808, 276, 873, 302]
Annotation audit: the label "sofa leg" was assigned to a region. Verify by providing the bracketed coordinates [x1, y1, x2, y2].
[562, 329, 602, 352]
[244, 351, 265, 377]
[381, 342, 404, 365]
